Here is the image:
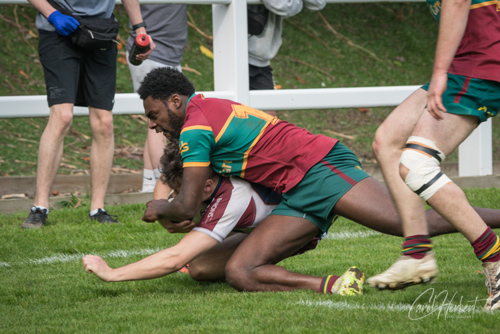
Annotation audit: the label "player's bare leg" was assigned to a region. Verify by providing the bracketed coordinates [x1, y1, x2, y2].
[226, 216, 331, 292]
[427, 207, 500, 237]
[368, 89, 438, 288]
[408, 111, 483, 240]
[369, 108, 500, 300]
[335, 174, 437, 290]
[324, 176, 500, 237]
[372, 89, 429, 237]
[405, 114, 500, 309]
[371, 89, 500, 236]
[226, 215, 364, 296]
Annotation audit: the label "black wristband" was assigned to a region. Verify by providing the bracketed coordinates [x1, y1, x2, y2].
[132, 22, 146, 30]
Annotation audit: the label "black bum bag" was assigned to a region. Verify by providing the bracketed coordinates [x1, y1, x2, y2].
[48, 0, 119, 50]
[69, 15, 119, 50]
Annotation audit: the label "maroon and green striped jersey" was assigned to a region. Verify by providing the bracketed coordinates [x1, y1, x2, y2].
[427, 0, 500, 82]
[179, 94, 337, 194]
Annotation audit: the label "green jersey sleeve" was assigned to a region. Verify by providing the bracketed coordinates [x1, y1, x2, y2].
[180, 126, 215, 167]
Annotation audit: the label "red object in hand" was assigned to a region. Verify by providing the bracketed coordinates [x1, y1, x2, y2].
[128, 34, 150, 66]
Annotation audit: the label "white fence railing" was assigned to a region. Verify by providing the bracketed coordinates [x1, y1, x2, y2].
[0, 0, 493, 176]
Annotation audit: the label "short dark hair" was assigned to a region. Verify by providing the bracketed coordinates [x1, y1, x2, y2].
[160, 140, 217, 190]
[138, 67, 196, 101]
[160, 140, 184, 191]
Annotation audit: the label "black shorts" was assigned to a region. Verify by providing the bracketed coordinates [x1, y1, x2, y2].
[249, 64, 274, 90]
[38, 31, 117, 110]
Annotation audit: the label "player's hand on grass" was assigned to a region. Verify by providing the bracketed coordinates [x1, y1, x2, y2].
[142, 199, 170, 222]
[426, 72, 447, 121]
[158, 218, 196, 233]
[82, 255, 113, 282]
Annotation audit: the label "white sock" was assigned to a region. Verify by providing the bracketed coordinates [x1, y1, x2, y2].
[153, 168, 161, 181]
[89, 208, 104, 216]
[33, 206, 49, 214]
[142, 169, 156, 193]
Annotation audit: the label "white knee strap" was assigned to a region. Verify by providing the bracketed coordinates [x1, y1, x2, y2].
[400, 136, 452, 201]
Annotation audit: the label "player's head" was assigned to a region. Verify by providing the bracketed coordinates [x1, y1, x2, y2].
[138, 68, 195, 140]
[160, 140, 218, 201]
[138, 67, 195, 102]
[160, 140, 184, 193]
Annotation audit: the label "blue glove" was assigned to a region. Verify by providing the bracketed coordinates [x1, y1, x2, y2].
[47, 11, 80, 36]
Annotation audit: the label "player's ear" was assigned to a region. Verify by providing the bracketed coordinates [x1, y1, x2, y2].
[203, 179, 213, 194]
[170, 94, 181, 109]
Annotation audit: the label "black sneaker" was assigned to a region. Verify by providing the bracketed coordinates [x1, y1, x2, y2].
[89, 209, 120, 224]
[22, 207, 48, 229]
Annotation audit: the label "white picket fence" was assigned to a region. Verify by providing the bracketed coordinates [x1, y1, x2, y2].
[0, 0, 493, 176]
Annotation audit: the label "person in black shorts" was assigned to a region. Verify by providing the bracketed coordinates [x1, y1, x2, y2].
[22, 0, 153, 229]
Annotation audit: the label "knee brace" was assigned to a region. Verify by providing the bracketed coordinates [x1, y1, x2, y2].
[400, 136, 452, 201]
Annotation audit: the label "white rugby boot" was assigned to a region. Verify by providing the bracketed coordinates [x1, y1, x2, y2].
[483, 260, 500, 311]
[367, 252, 438, 290]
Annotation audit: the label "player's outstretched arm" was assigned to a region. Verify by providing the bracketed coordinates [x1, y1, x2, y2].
[82, 230, 218, 282]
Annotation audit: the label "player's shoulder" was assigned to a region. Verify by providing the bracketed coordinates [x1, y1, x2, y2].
[227, 176, 253, 190]
[216, 177, 255, 201]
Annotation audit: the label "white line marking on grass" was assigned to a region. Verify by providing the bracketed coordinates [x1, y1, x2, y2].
[29, 253, 83, 265]
[0, 231, 382, 268]
[326, 230, 381, 240]
[103, 248, 161, 259]
[2, 232, 380, 268]
[1, 248, 162, 268]
[298, 300, 411, 312]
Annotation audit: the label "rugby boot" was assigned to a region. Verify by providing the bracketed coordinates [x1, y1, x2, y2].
[483, 260, 500, 311]
[331, 266, 365, 296]
[367, 252, 438, 290]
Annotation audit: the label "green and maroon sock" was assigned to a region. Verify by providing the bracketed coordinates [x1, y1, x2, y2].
[472, 227, 500, 263]
[320, 275, 339, 294]
[402, 234, 432, 259]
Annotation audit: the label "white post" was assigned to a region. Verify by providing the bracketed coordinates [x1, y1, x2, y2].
[458, 119, 493, 176]
[212, 1, 249, 104]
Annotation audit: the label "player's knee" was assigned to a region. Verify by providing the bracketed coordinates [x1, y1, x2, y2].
[372, 124, 401, 162]
[399, 136, 451, 201]
[225, 258, 254, 291]
[188, 263, 212, 282]
[372, 126, 387, 159]
[372, 137, 382, 160]
[224, 260, 245, 291]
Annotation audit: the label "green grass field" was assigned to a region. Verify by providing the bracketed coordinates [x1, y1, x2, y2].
[1, 188, 500, 333]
